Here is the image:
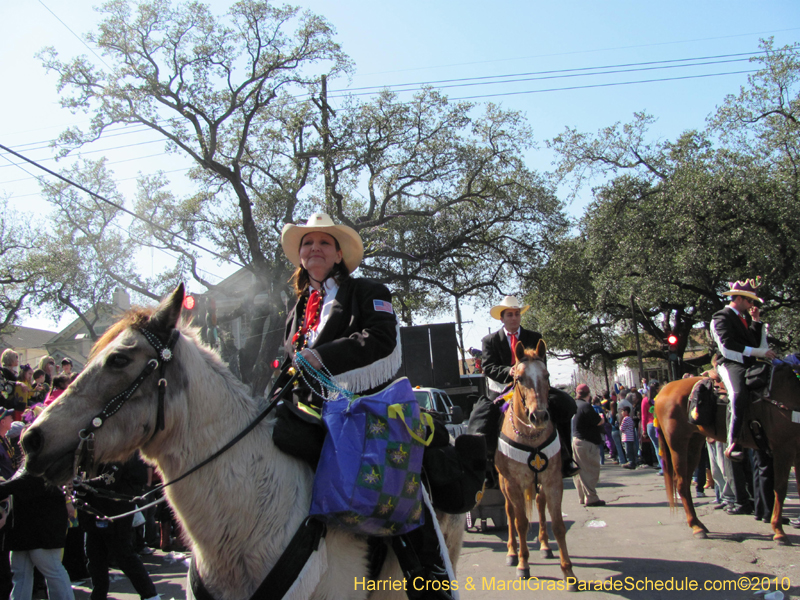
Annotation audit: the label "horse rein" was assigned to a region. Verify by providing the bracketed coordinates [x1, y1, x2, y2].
[73, 328, 180, 483]
[72, 331, 301, 521]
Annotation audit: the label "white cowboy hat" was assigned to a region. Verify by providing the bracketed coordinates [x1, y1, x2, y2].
[281, 213, 364, 274]
[489, 296, 530, 320]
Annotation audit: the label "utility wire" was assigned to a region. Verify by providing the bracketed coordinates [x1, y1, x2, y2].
[329, 60, 755, 99]
[38, 0, 112, 69]
[0, 142, 245, 268]
[452, 69, 758, 101]
[333, 51, 761, 93]
[356, 27, 800, 76]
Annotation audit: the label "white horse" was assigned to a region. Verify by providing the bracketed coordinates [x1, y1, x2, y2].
[22, 284, 464, 600]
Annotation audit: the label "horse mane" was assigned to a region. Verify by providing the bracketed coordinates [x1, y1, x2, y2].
[89, 307, 155, 360]
[522, 347, 544, 361]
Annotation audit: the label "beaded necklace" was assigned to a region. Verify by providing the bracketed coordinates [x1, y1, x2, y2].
[292, 286, 325, 351]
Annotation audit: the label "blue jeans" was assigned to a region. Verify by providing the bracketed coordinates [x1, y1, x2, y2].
[624, 441, 637, 467]
[611, 429, 625, 463]
[647, 423, 663, 472]
[10, 548, 74, 600]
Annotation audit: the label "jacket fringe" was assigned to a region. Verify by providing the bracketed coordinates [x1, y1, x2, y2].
[335, 324, 403, 394]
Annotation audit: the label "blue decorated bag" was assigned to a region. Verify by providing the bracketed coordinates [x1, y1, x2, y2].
[309, 377, 433, 536]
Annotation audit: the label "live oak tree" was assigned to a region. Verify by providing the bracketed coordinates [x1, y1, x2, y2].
[38, 0, 566, 391]
[0, 197, 43, 336]
[533, 41, 800, 369]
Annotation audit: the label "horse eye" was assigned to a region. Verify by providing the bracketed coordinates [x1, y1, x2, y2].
[107, 353, 131, 369]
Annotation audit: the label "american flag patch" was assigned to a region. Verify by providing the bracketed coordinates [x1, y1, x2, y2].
[373, 299, 394, 314]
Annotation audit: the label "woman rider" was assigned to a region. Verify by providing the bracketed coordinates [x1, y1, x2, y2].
[272, 213, 402, 463]
[273, 213, 456, 599]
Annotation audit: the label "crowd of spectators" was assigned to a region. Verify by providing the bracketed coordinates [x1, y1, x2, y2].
[0, 348, 169, 600]
[568, 376, 799, 530]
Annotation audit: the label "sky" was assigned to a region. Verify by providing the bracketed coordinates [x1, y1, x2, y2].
[1, 0, 799, 383]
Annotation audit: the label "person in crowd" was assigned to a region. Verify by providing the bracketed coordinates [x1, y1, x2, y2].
[571, 384, 606, 507]
[60, 359, 73, 378]
[1, 351, 25, 412]
[0, 410, 15, 480]
[707, 438, 735, 510]
[30, 370, 49, 405]
[0, 468, 74, 600]
[726, 450, 755, 515]
[693, 444, 710, 498]
[45, 375, 70, 406]
[619, 406, 637, 470]
[641, 381, 663, 475]
[37, 356, 56, 387]
[600, 397, 617, 463]
[609, 399, 626, 466]
[751, 448, 789, 525]
[710, 278, 776, 461]
[77, 456, 159, 600]
[471, 295, 579, 478]
[12, 365, 35, 420]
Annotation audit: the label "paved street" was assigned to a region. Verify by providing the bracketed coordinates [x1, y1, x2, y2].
[71, 463, 799, 600]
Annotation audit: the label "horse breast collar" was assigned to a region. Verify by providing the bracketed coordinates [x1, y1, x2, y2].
[74, 328, 180, 478]
[499, 429, 560, 474]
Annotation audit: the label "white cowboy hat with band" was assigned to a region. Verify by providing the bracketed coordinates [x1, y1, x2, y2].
[490, 296, 530, 320]
[281, 213, 364, 274]
[721, 277, 763, 303]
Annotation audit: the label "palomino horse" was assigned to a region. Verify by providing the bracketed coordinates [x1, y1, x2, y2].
[494, 340, 576, 586]
[655, 370, 800, 544]
[22, 285, 464, 600]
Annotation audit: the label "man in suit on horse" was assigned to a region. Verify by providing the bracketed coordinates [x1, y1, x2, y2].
[478, 296, 580, 478]
[710, 278, 776, 462]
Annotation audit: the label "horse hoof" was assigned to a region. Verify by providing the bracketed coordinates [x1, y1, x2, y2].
[505, 555, 519, 567]
[692, 530, 708, 539]
[567, 582, 579, 593]
[541, 547, 554, 559]
[517, 567, 530, 579]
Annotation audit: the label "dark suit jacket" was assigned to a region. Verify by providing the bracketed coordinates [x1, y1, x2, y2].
[482, 327, 543, 398]
[281, 277, 399, 396]
[711, 306, 763, 368]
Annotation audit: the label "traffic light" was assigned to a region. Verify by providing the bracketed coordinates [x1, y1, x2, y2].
[182, 295, 196, 323]
[667, 333, 678, 351]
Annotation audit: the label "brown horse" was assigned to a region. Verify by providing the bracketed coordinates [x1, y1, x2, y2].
[494, 340, 576, 586]
[654, 367, 800, 544]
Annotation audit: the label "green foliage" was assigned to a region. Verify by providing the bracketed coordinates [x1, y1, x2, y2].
[536, 41, 800, 367]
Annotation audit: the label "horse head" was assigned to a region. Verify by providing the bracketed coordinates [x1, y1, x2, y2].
[511, 338, 550, 431]
[23, 284, 193, 484]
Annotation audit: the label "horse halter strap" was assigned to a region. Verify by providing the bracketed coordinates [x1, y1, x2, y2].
[80, 328, 179, 439]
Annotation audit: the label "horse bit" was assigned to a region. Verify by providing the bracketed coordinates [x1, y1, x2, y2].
[72, 328, 180, 482]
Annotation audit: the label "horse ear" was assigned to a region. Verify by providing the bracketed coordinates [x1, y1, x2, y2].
[514, 339, 525, 363]
[149, 283, 185, 333]
[535, 338, 547, 359]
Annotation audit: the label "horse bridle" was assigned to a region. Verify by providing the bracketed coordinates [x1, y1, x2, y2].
[72, 328, 180, 481]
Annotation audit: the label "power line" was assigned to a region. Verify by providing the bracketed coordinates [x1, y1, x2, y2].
[38, 0, 112, 69]
[0, 142, 245, 268]
[450, 69, 758, 100]
[334, 51, 761, 93]
[355, 27, 800, 76]
[329, 59, 755, 100]
[0, 138, 166, 170]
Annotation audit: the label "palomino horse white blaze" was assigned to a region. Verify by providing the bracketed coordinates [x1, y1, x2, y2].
[494, 340, 576, 586]
[22, 284, 464, 600]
